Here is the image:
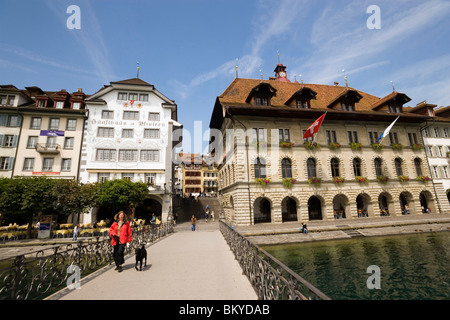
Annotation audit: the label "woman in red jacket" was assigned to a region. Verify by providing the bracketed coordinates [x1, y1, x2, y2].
[109, 211, 133, 272]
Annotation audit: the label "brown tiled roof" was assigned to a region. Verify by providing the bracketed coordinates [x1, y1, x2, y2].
[218, 78, 381, 111]
[210, 77, 430, 129]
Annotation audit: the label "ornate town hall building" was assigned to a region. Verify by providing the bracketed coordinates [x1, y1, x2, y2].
[209, 63, 450, 226]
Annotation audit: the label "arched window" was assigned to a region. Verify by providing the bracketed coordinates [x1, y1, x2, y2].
[307, 158, 317, 178]
[281, 158, 292, 178]
[395, 158, 403, 176]
[353, 158, 362, 177]
[331, 158, 340, 177]
[254, 157, 266, 179]
[414, 158, 423, 176]
[374, 158, 383, 176]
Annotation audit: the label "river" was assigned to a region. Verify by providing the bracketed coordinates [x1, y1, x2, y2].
[262, 231, 450, 300]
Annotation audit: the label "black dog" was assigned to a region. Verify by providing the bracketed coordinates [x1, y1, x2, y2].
[135, 245, 147, 271]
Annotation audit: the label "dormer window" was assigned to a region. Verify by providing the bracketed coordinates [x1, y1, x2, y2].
[341, 101, 355, 111]
[256, 96, 269, 106]
[55, 101, 64, 109]
[72, 102, 80, 110]
[246, 83, 277, 107]
[37, 99, 46, 108]
[0, 95, 15, 106]
[296, 100, 310, 109]
[389, 104, 402, 113]
[286, 87, 317, 109]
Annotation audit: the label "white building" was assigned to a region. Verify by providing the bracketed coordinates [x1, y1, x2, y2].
[421, 105, 450, 197]
[79, 78, 181, 223]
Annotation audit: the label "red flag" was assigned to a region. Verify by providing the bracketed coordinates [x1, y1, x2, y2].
[303, 113, 326, 139]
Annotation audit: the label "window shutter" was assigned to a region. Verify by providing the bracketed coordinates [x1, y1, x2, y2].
[12, 135, 18, 147]
[0, 115, 7, 126]
[7, 157, 14, 170]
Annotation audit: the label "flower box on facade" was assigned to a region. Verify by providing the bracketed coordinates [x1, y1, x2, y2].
[349, 142, 362, 150]
[417, 176, 430, 183]
[332, 177, 345, 185]
[279, 141, 294, 148]
[282, 178, 296, 188]
[371, 143, 383, 151]
[307, 177, 321, 186]
[376, 175, 389, 183]
[398, 176, 410, 183]
[328, 142, 342, 150]
[411, 144, 423, 151]
[391, 143, 403, 151]
[255, 178, 271, 186]
[355, 176, 368, 184]
[304, 141, 320, 150]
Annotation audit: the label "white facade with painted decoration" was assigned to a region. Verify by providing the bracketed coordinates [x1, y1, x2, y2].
[79, 78, 181, 223]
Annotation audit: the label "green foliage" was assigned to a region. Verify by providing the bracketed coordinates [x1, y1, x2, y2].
[96, 179, 149, 214]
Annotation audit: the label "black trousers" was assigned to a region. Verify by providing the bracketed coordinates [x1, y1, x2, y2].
[113, 243, 126, 267]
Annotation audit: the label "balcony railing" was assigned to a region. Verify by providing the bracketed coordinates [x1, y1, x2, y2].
[0, 223, 173, 300]
[219, 220, 331, 300]
[35, 143, 61, 154]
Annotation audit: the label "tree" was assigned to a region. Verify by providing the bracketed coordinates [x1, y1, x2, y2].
[0, 177, 57, 238]
[52, 180, 99, 225]
[96, 179, 149, 217]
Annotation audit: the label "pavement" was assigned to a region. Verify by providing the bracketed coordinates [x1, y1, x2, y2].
[46, 220, 257, 300]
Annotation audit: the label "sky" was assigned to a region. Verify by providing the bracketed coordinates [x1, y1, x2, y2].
[1, 0, 450, 154]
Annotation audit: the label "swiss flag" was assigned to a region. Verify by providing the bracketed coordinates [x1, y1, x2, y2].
[303, 113, 327, 139]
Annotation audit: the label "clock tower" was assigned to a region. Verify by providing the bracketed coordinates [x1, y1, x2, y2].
[274, 63, 291, 82]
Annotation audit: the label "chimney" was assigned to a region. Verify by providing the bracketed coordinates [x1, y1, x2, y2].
[334, 82, 339, 86]
[77, 88, 82, 93]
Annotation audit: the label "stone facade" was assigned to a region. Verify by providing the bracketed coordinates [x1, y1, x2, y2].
[210, 65, 450, 226]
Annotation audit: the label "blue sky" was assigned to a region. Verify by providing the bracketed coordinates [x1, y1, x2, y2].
[1, 0, 450, 153]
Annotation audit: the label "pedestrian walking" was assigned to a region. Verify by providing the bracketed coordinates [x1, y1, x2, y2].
[211, 210, 215, 222]
[191, 215, 197, 231]
[109, 211, 133, 272]
[72, 224, 79, 241]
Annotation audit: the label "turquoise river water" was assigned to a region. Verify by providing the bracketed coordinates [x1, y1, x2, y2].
[262, 231, 450, 300]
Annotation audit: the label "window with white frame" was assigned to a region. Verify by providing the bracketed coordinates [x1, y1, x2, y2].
[123, 111, 139, 120]
[140, 150, 159, 162]
[72, 102, 80, 110]
[55, 101, 64, 109]
[96, 149, 116, 161]
[27, 136, 38, 149]
[49, 118, 60, 130]
[42, 158, 54, 171]
[102, 110, 114, 119]
[23, 158, 34, 171]
[144, 128, 159, 139]
[98, 173, 110, 182]
[64, 137, 74, 149]
[61, 159, 71, 171]
[0, 157, 12, 170]
[145, 173, 156, 184]
[97, 127, 114, 138]
[122, 173, 134, 181]
[117, 92, 128, 100]
[122, 129, 134, 138]
[119, 150, 138, 161]
[148, 112, 160, 121]
[30, 117, 42, 130]
[139, 94, 149, 102]
[66, 119, 77, 131]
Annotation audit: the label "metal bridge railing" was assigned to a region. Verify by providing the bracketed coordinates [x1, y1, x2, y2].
[219, 220, 331, 300]
[0, 223, 173, 300]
